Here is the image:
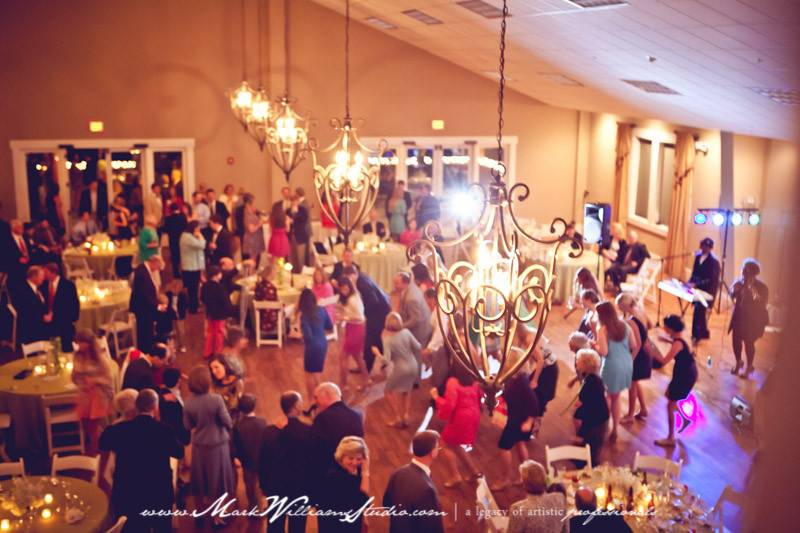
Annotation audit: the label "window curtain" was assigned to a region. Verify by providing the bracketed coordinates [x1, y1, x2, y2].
[613, 123, 633, 226]
[664, 132, 696, 277]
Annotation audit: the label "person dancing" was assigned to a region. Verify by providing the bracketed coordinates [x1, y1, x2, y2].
[729, 258, 769, 378]
[336, 277, 368, 392]
[616, 293, 652, 423]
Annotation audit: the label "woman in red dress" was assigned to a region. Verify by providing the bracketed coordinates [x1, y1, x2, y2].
[267, 202, 290, 260]
[430, 370, 484, 488]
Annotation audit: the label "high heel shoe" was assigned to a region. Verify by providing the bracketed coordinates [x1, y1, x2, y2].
[731, 362, 742, 375]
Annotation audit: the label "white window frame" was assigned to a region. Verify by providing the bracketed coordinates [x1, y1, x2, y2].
[627, 129, 676, 237]
[360, 135, 518, 196]
[9, 138, 195, 221]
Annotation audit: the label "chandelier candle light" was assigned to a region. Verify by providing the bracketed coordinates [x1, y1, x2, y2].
[266, 0, 312, 181]
[408, 0, 582, 412]
[227, 0, 256, 129]
[312, 0, 385, 246]
[246, 0, 271, 150]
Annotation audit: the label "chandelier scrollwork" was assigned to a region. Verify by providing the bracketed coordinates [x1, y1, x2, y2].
[407, 0, 583, 412]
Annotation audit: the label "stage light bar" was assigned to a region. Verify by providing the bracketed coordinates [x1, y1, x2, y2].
[694, 213, 707, 225]
[711, 213, 726, 226]
[693, 208, 760, 227]
[748, 213, 760, 226]
[730, 212, 743, 226]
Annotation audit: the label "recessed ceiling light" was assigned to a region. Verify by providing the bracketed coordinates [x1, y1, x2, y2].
[539, 72, 583, 86]
[567, 0, 629, 9]
[457, 0, 505, 19]
[365, 16, 397, 30]
[402, 9, 443, 25]
[750, 87, 800, 106]
[622, 79, 680, 95]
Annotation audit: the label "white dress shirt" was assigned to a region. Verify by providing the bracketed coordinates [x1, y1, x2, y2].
[411, 458, 431, 477]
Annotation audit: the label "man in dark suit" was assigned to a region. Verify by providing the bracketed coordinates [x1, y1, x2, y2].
[99, 389, 184, 533]
[330, 248, 358, 291]
[607, 229, 650, 288]
[569, 485, 632, 532]
[343, 266, 390, 372]
[129, 255, 163, 352]
[688, 237, 721, 342]
[288, 188, 311, 273]
[362, 209, 387, 239]
[13, 265, 47, 345]
[233, 394, 267, 512]
[206, 188, 230, 230]
[7, 219, 33, 285]
[157, 368, 190, 445]
[311, 382, 364, 476]
[383, 430, 445, 533]
[207, 215, 233, 266]
[42, 263, 79, 352]
[122, 343, 168, 391]
[78, 180, 109, 230]
[258, 421, 286, 529]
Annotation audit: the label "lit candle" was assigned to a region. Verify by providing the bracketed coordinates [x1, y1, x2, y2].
[0, 519, 9, 530]
[41, 508, 52, 520]
[379, 242, 386, 250]
[606, 502, 614, 511]
[595, 486, 607, 508]
[356, 242, 365, 252]
[44, 493, 53, 504]
[65, 361, 74, 372]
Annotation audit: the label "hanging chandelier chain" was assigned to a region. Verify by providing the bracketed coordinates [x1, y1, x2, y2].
[344, 0, 351, 120]
[495, 0, 508, 178]
[284, 0, 290, 96]
[257, 0, 264, 87]
[240, 0, 247, 79]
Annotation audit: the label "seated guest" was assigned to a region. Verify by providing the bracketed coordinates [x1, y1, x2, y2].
[398, 219, 422, 246]
[570, 485, 632, 532]
[362, 208, 387, 240]
[383, 430, 445, 533]
[311, 382, 364, 476]
[122, 342, 168, 391]
[507, 460, 569, 533]
[183, 366, 235, 529]
[99, 389, 184, 533]
[600, 222, 628, 270]
[42, 262, 79, 352]
[411, 263, 434, 293]
[209, 354, 244, 418]
[606, 229, 649, 288]
[32, 219, 63, 257]
[572, 349, 609, 465]
[330, 248, 358, 291]
[254, 264, 279, 335]
[158, 368, 190, 445]
[207, 214, 233, 265]
[14, 265, 47, 345]
[316, 436, 370, 533]
[200, 266, 234, 357]
[70, 211, 99, 244]
[560, 221, 583, 246]
[233, 394, 267, 512]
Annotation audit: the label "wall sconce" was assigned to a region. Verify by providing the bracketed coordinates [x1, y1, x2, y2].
[694, 141, 709, 155]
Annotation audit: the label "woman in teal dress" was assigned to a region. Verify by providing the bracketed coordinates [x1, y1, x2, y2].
[387, 188, 407, 240]
[594, 301, 639, 442]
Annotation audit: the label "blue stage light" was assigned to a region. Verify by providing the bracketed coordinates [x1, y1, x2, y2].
[694, 213, 707, 225]
[730, 212, 743, 226]
[748, 213, 760, 226]
[711, 212, 726, 226]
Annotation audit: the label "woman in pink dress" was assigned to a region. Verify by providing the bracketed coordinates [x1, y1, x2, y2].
[430, 370, 484, 488]
[268, 202, 290, 260]
[312, 266, 336, 322]
[71, 329, 115, 456]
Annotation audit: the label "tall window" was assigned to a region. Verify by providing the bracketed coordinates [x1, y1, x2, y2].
[629, 131, 675, 233]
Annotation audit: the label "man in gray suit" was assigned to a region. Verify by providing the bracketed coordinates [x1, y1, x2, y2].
[393, 271, 432, 346]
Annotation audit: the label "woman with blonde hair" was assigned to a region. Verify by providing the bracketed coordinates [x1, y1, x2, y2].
[372, 312, 421, 428]
[572, 349, 610, 464]
[616, 292, 653, 422]
[71, 329, 115, 455]
[507, 460, 568, 533]
[317, 436, 370, 533]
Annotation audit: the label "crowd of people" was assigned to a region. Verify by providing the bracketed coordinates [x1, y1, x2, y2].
[0, 176, 774, 532]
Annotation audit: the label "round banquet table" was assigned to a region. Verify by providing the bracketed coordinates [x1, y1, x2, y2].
[63, 240, 138, 279]
[76, 287, 132, 332]
[351, 242, 408, 293]
[553, 465, 713, 532]
[0, 356, 118, 454]
[235, 275, 306, 331]
[547, 249, 604, 305]
[0, 476, 108, 532]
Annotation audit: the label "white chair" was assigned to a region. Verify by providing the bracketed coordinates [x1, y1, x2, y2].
[105, 516, 127, 533]
[42, 394, 84, 456]
[98, 309, 136, 358]
[544, 444, 592, 477]
[6, 302, 17, 349]
[633, 451, 683, 479]
[0, 458, 25, 478]
[318, 295, 340, 341]
[253, 300, 285, 347]
[51, 453, 100, 484]
[301, 265, 316, 277]
[620, 257, 661, 304]
[22, 340, 51, 359]
[709, 484, 745, 533]
[476, 476, 509, 532]
[63, 256, 93, 280]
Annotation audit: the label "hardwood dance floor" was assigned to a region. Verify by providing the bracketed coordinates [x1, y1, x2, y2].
[175, 294, 776, 532]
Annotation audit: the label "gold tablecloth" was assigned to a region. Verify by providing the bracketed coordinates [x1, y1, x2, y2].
[76, 286, 131, 332]
[236, 276, 305, 330]
[548, 249, 604, 304]
[63, 241, 138, 279]
[0, 476, 108, 532]
[351, 242, 408, 293]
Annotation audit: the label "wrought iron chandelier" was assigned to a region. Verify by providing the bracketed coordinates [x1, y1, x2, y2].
[266, 0, 312, 181]
[408, 0, 582, 412]
[227, 0, 255, 129]
[311, 0, 384, 245]
[246, 0, 271, 150]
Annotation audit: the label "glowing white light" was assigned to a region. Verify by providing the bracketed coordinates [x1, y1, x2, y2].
[111, 160, 137, 170]
[730, 212, 743, 226]
[442, 155, 470, 165]
[711, 213, 725, 226]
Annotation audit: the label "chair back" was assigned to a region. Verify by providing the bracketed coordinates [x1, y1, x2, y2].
[6, 302, 17, 348]
[22, 341, 51, 359]
[475, 476, 509, 532]
[710, 484, 745, 533]
[253, 300, 285, 347]
[545, 444, 592, 477]
[64, 256, 92, 280]
[105, 516, 128, 533]
[51, 453, 100, 484]
[633, 451, 683, 479]
[0, 458, 25, 478]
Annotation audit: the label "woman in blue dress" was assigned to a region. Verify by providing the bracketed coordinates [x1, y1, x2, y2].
[387, 186, 407, 240]
[298, 289, 333, 399]
[594, 301, 639, 442]
[372, 312, 421, 428]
